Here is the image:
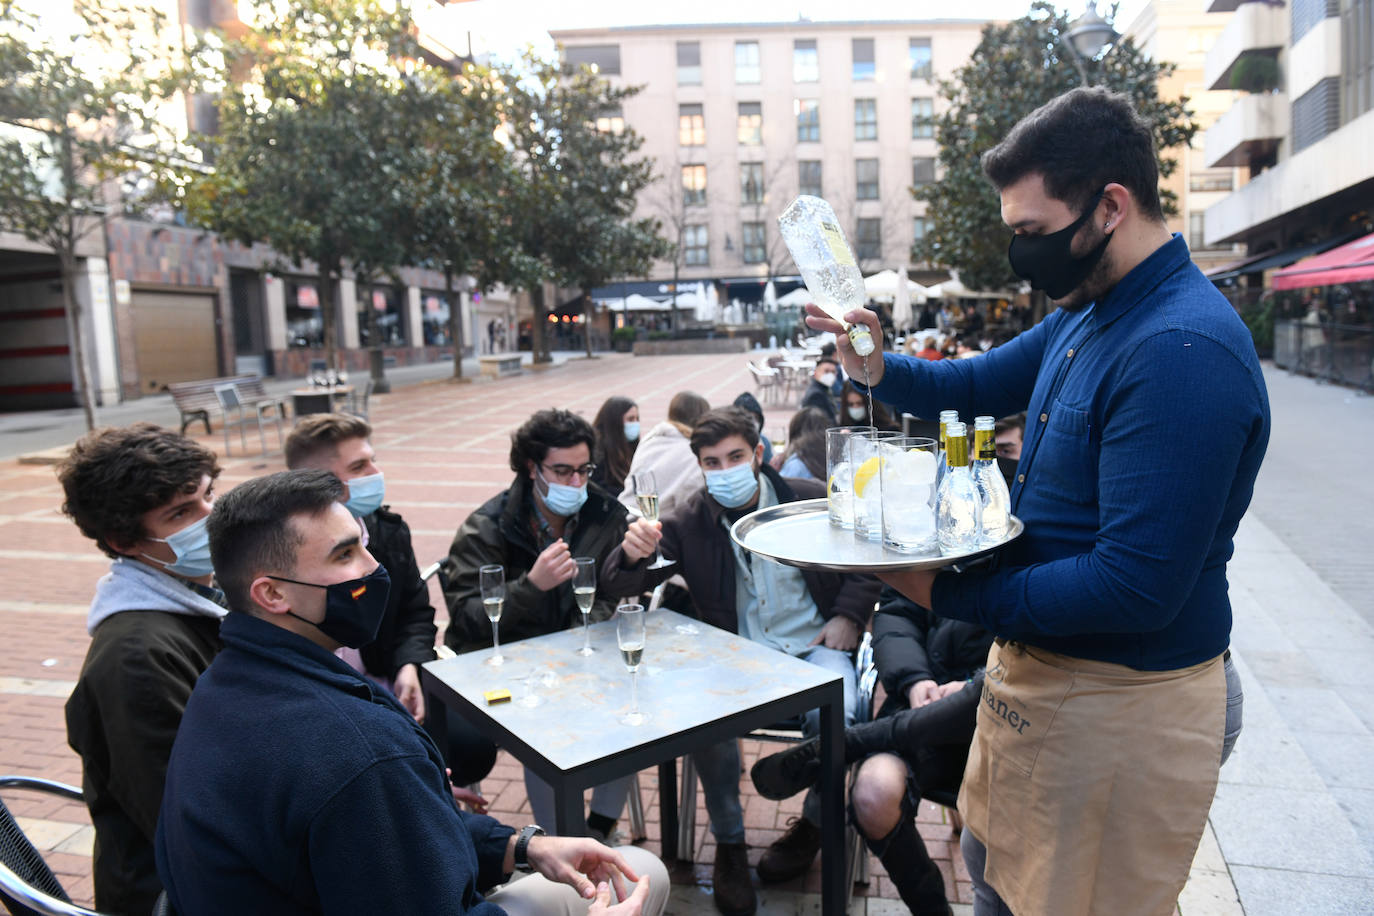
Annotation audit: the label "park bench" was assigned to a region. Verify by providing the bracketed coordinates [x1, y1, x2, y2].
[478, 354, 522, 379]
[168, 375, 287, 436]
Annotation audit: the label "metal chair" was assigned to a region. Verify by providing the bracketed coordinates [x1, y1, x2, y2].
[747, 361, 780, 406]
[213, 384, 282, 456]
[349, 377, 375, 420]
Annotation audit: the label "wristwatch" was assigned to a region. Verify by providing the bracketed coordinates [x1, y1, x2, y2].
[513, 824, 545, 872]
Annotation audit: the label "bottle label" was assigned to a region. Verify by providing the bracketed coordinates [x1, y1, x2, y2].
[974, 428, 995, 461]
[820, 220, 856, 267]
[946, 435, 969, 468]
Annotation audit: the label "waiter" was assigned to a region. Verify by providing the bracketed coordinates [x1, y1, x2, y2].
[807, 87, 1267, 916]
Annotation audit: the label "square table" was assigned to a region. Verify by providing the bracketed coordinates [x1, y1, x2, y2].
[421, 608, 849, 914]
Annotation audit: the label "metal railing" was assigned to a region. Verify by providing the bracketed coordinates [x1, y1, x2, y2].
[1274, 319, 1374, 391]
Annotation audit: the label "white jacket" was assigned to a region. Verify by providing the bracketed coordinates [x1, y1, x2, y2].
[617, 421, 703, 518]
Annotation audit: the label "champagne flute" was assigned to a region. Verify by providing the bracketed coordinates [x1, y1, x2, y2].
[572, 557, 597, 656]
[632, 470, 672, 570]
[479, 564, 505, 667]
[616, 603, 647, 726]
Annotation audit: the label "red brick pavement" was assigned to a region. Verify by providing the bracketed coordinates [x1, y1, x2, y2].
[0, 352, 970, 908]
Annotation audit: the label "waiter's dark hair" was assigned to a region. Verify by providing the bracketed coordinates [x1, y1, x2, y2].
[208, 469, 344, 615]
[981, 86, 1164, 222]
[690, 407, 760, 456]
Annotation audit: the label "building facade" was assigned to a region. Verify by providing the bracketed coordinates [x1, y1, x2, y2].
[548, 19, 990, 302]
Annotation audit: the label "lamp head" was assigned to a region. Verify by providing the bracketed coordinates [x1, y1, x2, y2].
[1066, 2, 1120, 60]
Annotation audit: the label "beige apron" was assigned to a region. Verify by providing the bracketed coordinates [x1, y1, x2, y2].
[958, 640, 1225, 916]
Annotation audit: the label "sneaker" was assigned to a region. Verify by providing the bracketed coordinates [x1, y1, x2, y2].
[756, 816, 821, 883]
[711, 841, 757, 916]
[749, 738, 820, 801]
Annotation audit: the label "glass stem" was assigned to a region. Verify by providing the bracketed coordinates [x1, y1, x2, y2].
[492, 622, 500, 657]
[582, 613, 591, 651]
[630, 669, 639, 715]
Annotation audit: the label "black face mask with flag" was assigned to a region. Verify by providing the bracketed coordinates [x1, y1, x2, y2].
[270, 565, 391, 648]
[1007, 188, 1113, 300]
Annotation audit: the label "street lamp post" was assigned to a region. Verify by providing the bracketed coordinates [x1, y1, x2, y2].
[1062, 1, 1121, 85]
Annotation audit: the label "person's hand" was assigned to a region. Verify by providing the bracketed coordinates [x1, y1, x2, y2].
[934, 680, 968, 701]
[588, 877, 651, 915]
[620, 518, 662, 564]
[393, 663, 425, 723]
[528, 539, 576, 591]
[526, 835, 639, 901]
[809, 615, 861, 651]
[444, 768, 489, 814]
[877, 568, 936, 609]
[907, 679, 940, 708]
[803, 303, 886, 386]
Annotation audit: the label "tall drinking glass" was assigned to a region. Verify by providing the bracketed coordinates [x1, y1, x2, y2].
[849, 429, 902, 542]
[616, 603, 647, 726]
[573, 557, 596, 656]
[632, 470, 672, 569]
[878, 437, 940, 555]
[479, 564, 506, 666]
[826, 426, 874, 529]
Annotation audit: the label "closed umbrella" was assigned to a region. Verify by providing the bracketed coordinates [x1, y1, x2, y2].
[892, 266, 913, 332]
[763, 280, 777, 311]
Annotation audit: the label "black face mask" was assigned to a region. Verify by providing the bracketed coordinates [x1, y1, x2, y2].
[1007, 189, 1113, 300]
[270, 565, 391, 649]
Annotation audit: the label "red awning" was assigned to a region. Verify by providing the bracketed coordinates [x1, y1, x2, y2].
[1272, 231, 1374, 290]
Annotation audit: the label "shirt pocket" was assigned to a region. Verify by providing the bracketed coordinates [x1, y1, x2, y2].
[1031, 399, 1098, 505]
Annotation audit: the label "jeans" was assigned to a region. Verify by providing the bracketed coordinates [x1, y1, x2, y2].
[524, 770, 635, 836]
[694, 643, 858, 843]
[961, 654, 1245, 915]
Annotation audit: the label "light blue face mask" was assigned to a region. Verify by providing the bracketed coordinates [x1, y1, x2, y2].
[704, 460, 759, 509]
[344, 472, 385, 518]
[537, 470, 588, 517]
[624, 421, 641, 442]
[143, 514, 215, 578]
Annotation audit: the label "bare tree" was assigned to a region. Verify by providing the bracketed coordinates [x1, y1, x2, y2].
[640, 146, 717, 327]
[739, 153, 796, 283]
[829, 174, 914, 276]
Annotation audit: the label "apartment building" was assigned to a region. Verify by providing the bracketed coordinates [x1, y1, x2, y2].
[1199, 0, 1374, 270]
[549, 20, 989, 301]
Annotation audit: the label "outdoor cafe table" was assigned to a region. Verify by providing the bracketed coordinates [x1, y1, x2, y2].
[420, 608, 849, 914]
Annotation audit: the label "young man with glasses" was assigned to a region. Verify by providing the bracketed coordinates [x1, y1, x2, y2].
[443, 407, 633, 841]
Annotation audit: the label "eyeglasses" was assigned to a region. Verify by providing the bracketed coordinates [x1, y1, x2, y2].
[541, 462, 596, 484]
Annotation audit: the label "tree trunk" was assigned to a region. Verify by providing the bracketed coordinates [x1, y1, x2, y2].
[670, 261, 680, 337]
[530, 282, 549, 363]
[58, 248, 96, 431]
[320, 262, 340, 379]
[582, 288, 594, 358]
[446, 265, 464, 379]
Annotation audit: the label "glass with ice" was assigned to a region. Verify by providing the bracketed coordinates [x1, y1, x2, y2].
[850, 429, 901, 542]
[826, 426, 873, 529]
[879, 437, 940, 554]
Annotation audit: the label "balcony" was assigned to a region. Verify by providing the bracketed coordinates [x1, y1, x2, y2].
[1205, 0, 1244, 12]
[1204, 92, 1288, 168]
[1205, 1, 1288, 91]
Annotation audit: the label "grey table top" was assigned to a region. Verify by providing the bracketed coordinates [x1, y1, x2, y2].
[422, 609, 841, 773]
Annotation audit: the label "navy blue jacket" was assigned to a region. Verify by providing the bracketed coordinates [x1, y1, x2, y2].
[865, 235, 1270, 670]
[155, 612, 515, 915]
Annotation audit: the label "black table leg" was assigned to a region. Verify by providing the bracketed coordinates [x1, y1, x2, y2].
[819, 683, 845, 915]
[554, 777, 586, 837]
[659, 759, 679, 861]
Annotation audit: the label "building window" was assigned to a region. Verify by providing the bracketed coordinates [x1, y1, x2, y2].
[856, 158, 879, 200]
[741, 162, 764, 204]
[682, 164, 707, 206]
[358, 285, 405, 347]
[285, 279, 323, 349]
[909, 38, 932, 80]
[793, 39, 819, 82]
[564, 44, 621, 75]
[679, 103, 705, 146]
[796, 99, 820, 142]
[798, 160, 823, 198]
[1188, 212, 1225, 251]
[1342, 0, 1373, 122]
[594, 105, 624, 135]
[911, 97, 934, 138]
[677, 41, 701, 85]
[912, 156, 936, 187]
[1189, 169, 1234, 192]
[735, 41, 761, 84]
[420, 292, 451, 346]
[684, 224, 709, 265]
[738, 102, 763, 145]
[852, 38, 875, 80]
[742, 221, 767, 263]
[856, 218, 881, 261]
[854, 98, 878, 141]
[913, 216, 934, 242]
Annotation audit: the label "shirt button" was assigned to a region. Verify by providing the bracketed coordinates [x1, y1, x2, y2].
[1066, 348, 1075, 358]
[1039, 412, 1048, 423]
[1017, 473, 1025, 483]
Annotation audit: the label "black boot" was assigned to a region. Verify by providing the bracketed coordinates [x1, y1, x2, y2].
[750, 717, 899, 801]
[867, 815, 952, 916]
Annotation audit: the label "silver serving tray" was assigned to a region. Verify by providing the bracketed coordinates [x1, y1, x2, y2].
[730, 498, 1023, 573]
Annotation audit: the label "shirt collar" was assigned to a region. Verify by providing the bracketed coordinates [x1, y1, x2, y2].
[1091, 233, 1191, 329]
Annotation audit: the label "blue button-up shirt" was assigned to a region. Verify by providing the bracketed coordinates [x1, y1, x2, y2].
[866, 235, 1270, 670]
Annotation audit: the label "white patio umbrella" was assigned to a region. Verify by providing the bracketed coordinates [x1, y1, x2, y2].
[864, 269, 929, 302]
[776, 287, 814, 306]
[763, 280, 777, 311]
[706, 283, 720, 322]
[892, 265, 913, 332]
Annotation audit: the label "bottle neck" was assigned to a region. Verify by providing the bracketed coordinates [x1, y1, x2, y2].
[973, 427, 996, 463]
[946, 435, 970, 469]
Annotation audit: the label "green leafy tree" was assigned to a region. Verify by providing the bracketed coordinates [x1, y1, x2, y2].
[0, 2, 192, 429]
[913, 1, 1198, 294]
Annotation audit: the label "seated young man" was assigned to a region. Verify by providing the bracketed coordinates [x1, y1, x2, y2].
[58, 423, 225, 915]
[285, 413, 496, 796]
[751, 587, 994, 916]
[155, 469, 668, 916]
[443, 408, 633, 839]
[602, 406, 879, 916]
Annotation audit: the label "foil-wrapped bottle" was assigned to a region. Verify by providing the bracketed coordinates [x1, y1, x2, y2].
[972, 416, 1011, 544]
[936, 421, 982, 553]
[776, 196, 876, 357]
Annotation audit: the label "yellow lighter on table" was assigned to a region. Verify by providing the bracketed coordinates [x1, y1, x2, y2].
[484, 688, 511, 706]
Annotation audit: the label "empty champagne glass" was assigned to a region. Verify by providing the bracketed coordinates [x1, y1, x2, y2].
[616, 603, 647, 726]
[632, 470, 672, 569]
[573, 557, 597, 656]
[479, 564, 505, 667]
